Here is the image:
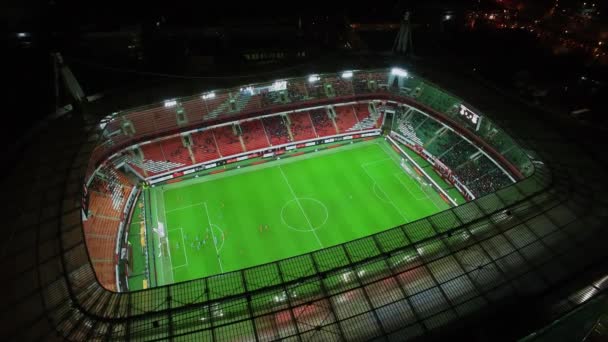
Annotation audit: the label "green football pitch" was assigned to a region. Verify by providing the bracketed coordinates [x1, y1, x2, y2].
[145, 138, 452, 287]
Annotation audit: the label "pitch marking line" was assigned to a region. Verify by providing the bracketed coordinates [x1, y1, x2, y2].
[392, 173, 428, 201]
[152, 190, 166, 285]
[169, 228, 189, 269]
[280, 198, 329, 232]
[278, 165, 324, 248]
[162, 139, 379, 191]
[360, 158, 392, 169]
[380, 142, 447, 210]
[204, 202, 224, 273]
[372, 182, 392, 203]
[158, 189, 175, 284]
[165, 202, 205, 214]
[360, 162, 411, 223]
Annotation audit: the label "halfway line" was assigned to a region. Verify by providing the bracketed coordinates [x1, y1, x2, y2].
[278, 165, 324, 248]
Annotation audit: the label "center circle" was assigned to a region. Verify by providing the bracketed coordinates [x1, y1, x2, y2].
[281, 198, 329, 232]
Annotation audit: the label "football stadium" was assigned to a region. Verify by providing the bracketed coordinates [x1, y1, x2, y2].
[88, 67, 533, 293]
[4, 64, 608, 341]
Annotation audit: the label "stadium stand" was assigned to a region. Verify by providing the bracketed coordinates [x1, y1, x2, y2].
[138, 142, 186, 175]
[240, 119, 270, 151]
[160, 137, 192, 165]
[190, 130, 221, 163]
[287, 81, 308, 102]
[203, 92, 231, 120]
[306, 81, 325, 99]
[83, 165, 135, 291]
[324, 76, 353, 97]
[260, 89, 283, 107]
[181, 97, 208, 123]
[233, 91, 261, 114]
[439, 140, 479, 170]
[214, 124, 245, 156]
[309, 108, 337, 137]
[289, 111, 317, 141]
[455, 156, 512, 197]
[368, 71, 389, 91]
[262, 115, 291, 146]
[118, 106, 177, 142]
[333, 105, 359, 133]
[352, 103, 383, 131]
[353, 73, 371, 94]
[392, 105, 513, 197]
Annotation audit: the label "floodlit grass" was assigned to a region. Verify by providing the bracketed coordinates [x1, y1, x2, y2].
[146, 139, 452, 286]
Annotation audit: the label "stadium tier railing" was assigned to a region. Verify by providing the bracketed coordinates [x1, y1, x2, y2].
[55, 68, 602, 341]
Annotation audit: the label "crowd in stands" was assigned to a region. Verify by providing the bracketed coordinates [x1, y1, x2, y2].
[263, 116, 291, 145]
[290, 111, 317, 141]
[392, 109, 514, 198]
[309, 108, 337, 136]
[325, 77, 353, 97]
[214, 125, 244, 156]
[163, 137, 192, 165]
[306, 82, 325, 99]
[190, 130, 220, 163]
[287, 82, 308, 102]
[333, 105, 359, 133]
[240, 120, 269, 151]
[119, 106, 386, 177]
[260, 90, 283, 107]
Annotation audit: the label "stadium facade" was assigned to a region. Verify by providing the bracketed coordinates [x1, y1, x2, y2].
[2, 66, 608, 341]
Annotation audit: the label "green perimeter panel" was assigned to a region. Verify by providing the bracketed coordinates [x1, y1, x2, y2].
[147, 139, 451, 286]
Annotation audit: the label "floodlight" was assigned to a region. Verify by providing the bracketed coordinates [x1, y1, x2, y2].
[308, 74, 320, 83]
[391, 67, 408, 77]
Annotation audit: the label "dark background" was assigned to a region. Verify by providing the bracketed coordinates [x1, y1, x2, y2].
[3, 0, 607, 158]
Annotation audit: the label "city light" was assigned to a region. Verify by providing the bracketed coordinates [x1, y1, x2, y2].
[341, 71, 353, 78]
[391, 67, 408, 77]
[164, 100, 177, 108]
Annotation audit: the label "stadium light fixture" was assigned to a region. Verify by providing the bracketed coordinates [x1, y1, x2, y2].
[202, 92, 215, 100]
[341, 71, 353, 79]
[164, 100, 177, 108]
[391, 67, 408, 77]
[308, 74, 320, 83]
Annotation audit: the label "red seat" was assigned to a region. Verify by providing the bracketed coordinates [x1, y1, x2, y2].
[289, 111, 316, 141]
[213, 125, 245, 156]
[310, 108, 337, 137]
[262, 116, 290, 146]
[190, 130, 221, 163]
[240, 120, 270, 151]
[334, 105, 359, 133]
[160, 137, 191, 165]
